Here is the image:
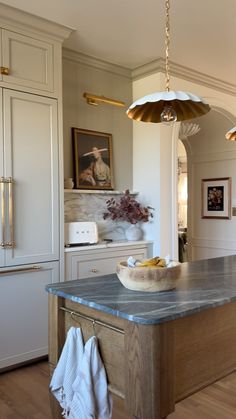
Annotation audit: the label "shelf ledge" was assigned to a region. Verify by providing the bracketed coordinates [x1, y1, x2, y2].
[64, 189, 138, 195]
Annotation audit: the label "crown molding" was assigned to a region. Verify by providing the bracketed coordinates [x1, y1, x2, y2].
[0, 3, 72, 42]
[62, 48, 132, 79]
[132, 57, 236, 96]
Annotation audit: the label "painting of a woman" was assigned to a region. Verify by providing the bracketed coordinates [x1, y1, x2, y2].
[72, 128, 114, 190]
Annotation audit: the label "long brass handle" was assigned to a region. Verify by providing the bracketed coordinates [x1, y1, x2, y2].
[0, 66, 9, 75]
[0, 177, 6, 248]
[0, 265, 42, 276]
[7, 177, 14, 248]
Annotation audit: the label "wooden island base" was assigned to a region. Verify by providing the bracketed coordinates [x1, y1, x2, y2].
[48, 294, 236, 419]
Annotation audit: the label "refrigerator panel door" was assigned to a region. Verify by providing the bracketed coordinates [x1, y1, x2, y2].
[0, 88, 5, 267]
[0, 260, 59, 369]
[3, 89, 59, 266]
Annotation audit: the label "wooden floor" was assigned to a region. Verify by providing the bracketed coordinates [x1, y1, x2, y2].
[0, 361, 236, 418]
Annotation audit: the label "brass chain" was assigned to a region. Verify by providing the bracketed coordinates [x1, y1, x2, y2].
[165, 0, 170, 91]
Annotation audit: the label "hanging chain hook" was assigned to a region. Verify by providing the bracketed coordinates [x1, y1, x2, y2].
[92, 320, 96, 337]
[165, 0, 171, 92]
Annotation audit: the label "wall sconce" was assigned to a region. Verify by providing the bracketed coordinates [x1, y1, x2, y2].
[83, 92, 125, 108]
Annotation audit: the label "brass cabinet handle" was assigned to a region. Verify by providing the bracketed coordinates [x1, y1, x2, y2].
[0, 265, 42, 275]
[91, 268, 98, 273]
[1, 66, 9, 75]
[7, 177, 14, 248]
[0, 177, 6, 248]
[0, 177, 15, 249]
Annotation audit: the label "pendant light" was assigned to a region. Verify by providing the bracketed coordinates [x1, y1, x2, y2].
[225, 127, 236, 141]
[127, 0, 210, 123]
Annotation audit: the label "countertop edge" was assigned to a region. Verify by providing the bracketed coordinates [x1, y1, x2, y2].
[45, 286, 236, 325]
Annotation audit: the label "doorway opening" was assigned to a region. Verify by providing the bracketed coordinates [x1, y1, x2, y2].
[178, 139, 188, 262]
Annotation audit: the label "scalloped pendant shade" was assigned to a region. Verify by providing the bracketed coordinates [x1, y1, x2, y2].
[127, 0, 210, 124]
[127, 91, 210, 123]
[225, 126, 236, 141]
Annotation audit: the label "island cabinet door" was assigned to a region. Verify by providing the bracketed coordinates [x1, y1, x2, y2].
[0, 261, 59, 370]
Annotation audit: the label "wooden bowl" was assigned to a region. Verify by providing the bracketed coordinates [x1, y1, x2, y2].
[116, 261, 181, 292]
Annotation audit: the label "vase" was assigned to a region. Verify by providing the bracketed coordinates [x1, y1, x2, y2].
[125, 224, 143, 241]
[64, 178, 74, 189]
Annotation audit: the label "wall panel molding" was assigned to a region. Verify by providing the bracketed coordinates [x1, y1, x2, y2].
[191, 150, 236, 164]
[191, 237, 236, 251]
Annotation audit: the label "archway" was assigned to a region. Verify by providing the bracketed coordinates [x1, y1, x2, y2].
[173, 105, 236, 262]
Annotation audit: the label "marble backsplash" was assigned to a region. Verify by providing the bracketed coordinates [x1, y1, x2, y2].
[64, 192, 131, 241]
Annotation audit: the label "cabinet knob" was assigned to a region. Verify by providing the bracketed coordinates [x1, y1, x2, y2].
[1, 66, 10, 75]
[91, 268, 98, 273]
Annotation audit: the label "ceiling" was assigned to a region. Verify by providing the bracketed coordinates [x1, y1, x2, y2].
[1, 0, 236, 85]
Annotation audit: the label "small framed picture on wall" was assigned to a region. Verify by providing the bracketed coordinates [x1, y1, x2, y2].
[201, 177, 231, 219]
[72, 127, 114, 190]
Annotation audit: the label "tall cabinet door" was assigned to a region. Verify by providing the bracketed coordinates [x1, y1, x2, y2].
[0, 89, 4, 266]
[3, 89, 59, 266]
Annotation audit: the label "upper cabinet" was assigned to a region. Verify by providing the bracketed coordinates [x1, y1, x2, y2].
[0, 29, 54, 93]
[0, 3, 72, 98]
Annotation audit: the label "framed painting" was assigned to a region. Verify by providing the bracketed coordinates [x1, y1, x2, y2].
[72, 127, 114, 190]
[201, 177, 231, 219]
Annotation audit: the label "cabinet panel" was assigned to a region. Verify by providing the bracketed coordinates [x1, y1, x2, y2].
[2, 89, 59, 266]
[65, 246, 150, 281]
[0, 89, 3, 266]
[1, 29, 53, 93]
[0, 30, 2, 82]
[0, 261, 59, 369]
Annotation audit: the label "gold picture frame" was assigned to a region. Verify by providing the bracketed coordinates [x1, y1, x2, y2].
[72, 127, 114, 190]
[201, 177, 231, 219]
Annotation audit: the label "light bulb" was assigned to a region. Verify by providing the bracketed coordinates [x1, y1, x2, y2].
[160, 105, 177, 123]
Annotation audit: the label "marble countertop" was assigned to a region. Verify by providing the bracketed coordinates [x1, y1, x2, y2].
[64, 240, 153, 252]
[46, 255, 236, 325]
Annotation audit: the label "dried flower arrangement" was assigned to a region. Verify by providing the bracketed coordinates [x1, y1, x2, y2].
[103, 190, 154, 224]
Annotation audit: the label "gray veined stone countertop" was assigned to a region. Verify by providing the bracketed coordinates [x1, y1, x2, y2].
[46, 255, 236, 325]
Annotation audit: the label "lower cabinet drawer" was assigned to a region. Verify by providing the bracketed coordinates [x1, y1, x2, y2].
[65, 245, 151, 280]
[76, 252, 145, 279]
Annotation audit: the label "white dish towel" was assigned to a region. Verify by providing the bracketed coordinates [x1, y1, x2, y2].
[68, 336, 113, 419]
[50, 327, 84, 417]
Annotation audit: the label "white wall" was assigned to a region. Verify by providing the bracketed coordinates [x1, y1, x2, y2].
[185, 108, 236, 260]
[62, 50, 133, 191]
[132, 71, 236, 260]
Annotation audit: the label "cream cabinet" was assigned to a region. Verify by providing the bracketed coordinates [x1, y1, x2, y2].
[0, 4, 72, 369]
[0, 261, 59, 369]
[0, 29, 54, 94]
[0, 88, 59, 267]
[65, 241, 153, 281]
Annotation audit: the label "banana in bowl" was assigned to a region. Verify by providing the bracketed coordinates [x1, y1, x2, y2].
[116, 258, 181, 292]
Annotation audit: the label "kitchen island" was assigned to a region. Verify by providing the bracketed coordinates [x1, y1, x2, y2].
[46, 255, 236, 419]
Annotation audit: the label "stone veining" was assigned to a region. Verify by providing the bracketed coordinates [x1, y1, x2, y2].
[46, 255, 236, 325]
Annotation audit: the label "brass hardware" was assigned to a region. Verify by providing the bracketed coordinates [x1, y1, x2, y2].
[107, 385, 125, 399]
[83, 92, 125, 108]
[232, 207, 236, 216]
[92, 320, 96, 336]
[7, 177, 14, 248]
[0, 265, 42, 275]
[0, 66, 9, 75]
[0, 177, 6, 248]
[91, 268, 98, 273]
[225, 127, 236, 141]
[60, 306, 125, 335]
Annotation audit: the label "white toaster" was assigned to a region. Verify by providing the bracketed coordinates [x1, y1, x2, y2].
[64, 221, 99, 246]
